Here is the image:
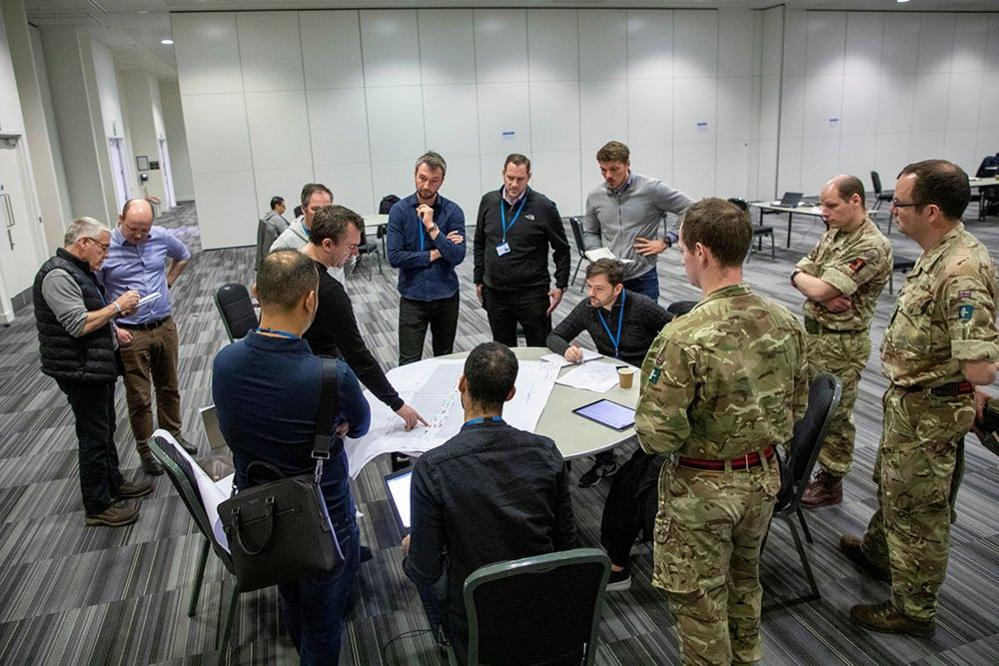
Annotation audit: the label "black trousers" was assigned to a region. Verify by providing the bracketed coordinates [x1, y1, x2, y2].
[600, 448, 663, 567]
[398, 294, 460, 365]
[483, 286, 550, 347]
[55, 378, 125, 515]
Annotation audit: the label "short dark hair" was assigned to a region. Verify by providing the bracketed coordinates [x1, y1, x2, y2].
[300, 183, 333, 207]
[309, 205, 363, 245]
[585, 258, 624, 286]
[831, 175, 866, 207]
[596, 141, 629, 164]
[256, 250, 319, 311]
[416, 151, 447, 177]
[270, 196, 284, 209]
[504, 153, 531, 172]
[463, 342, 518, 411]
[680, 198, 753, 268]
[898, 159, 971, 220]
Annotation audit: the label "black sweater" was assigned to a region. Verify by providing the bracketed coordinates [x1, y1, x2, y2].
[473, 188, 571, 291]
[303, 261, 404, 412]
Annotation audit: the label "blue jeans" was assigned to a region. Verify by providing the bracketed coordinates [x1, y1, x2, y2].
[622, 267, 660, 302]
[278, 523, 360, 665]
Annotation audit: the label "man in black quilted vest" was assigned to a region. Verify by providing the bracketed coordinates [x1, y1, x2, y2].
[33, 217, 152, 527]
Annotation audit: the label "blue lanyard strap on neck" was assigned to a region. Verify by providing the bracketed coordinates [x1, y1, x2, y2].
[417, 202, 435, 252]
[596, 290, 627, 357]
[463, 415, 504, 428]
[255, 327, 299, 340]
[499, 194, 528, 243]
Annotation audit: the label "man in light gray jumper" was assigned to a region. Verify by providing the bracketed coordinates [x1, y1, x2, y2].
[582, 141, 694, 302]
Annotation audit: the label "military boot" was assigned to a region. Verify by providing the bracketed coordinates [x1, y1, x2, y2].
[850, 601, 935, 637]
[839, 534, 890, 582]
[800, 469, 842, 507]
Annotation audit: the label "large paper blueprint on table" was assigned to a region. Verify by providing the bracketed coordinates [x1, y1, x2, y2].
[345, 360, 559, 478]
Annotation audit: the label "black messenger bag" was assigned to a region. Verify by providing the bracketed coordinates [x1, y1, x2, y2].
[219, 360, 344, 592]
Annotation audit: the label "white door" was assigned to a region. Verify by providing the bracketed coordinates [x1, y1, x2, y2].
[107, 137, 130, 212]
[0, 137, 44, 322]
[159, 138, 176, 208]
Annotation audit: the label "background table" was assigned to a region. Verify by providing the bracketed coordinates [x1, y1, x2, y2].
[389, 347, 640, 460]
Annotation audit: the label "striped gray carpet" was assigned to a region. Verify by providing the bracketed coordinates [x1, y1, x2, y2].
[1, 201, 998, 664]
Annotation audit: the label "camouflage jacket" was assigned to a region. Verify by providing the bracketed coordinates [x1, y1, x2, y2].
[636, 283, 808, 460]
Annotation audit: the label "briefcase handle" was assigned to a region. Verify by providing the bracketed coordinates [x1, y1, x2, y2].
[230, 497, 276, 556]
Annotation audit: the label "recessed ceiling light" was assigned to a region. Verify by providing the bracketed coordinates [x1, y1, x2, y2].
[138, 10, 149, 14]
[161, 38, 174, 45]
[897, 0, 910, 3]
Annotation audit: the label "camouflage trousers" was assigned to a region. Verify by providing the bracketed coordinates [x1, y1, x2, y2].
[861, 386, 974, 621]
[806, 329, 870, 477]
[653, 459, 779, 665]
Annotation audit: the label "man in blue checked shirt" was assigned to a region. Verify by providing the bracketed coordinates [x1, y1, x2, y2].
[99, 198, 193, 475]
[387, 151, 467, 365]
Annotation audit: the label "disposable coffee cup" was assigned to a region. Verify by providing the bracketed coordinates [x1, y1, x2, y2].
[618, 367, 635, 389]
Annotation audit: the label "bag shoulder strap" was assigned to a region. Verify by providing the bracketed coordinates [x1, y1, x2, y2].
[312, 358, 339, 461]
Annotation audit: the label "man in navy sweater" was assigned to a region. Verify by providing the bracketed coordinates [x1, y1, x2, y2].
[212, 250, 371, 664]
[387, 151, 466, 365]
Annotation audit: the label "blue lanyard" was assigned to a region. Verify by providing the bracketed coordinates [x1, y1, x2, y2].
[463, 416, 504, 428]
[596, 290, 627, 358]
[499, 195, 528, 243]
[417, 205, 436, 252]
[255, 327, 299, 340]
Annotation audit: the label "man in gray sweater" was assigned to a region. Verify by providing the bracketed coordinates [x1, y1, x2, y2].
[582, 141, 694, 302]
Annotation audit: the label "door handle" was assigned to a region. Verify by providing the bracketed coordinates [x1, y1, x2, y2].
[1, 193, 14, 250]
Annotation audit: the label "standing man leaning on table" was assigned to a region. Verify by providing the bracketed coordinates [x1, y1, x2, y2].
[636, 198, 807, 664]
[582, 141, 694, 301]
[792, 175, 892, 507]
[473, 153, 571, 346]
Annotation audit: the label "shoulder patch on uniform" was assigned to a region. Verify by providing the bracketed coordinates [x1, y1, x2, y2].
[959, 304, 974, 320]
[848, 257, 866, 274]
[649, 368, 661, 385]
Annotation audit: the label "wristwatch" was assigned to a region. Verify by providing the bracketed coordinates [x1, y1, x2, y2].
[428, 223, 439, 235]
[790, 270, 801, 287]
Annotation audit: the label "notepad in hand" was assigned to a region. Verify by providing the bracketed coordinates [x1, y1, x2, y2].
[584, 248, 634, 264]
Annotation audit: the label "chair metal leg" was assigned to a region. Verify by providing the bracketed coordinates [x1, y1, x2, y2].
[888, 271, 894, 295]
[782, 513, 820, 601]
[217, 576, 240, 661]
[796, 506, 813, 544]
[571, 257, 584, 291]
[188, 537, 210, 617]
[770, 233, 775, 260]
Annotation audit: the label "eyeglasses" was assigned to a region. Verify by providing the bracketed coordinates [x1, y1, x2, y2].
[891, 199, 922, 209]
[86, 237, 111, 252]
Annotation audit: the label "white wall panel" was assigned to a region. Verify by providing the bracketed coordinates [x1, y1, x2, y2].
[911, 72, 949, 133]
[874, 133, 911, 183]
[801, 136, 840, 195]
[837, 134, 877, 183]
[528, 10, 578, 82]
[756, 139, 778, 199]
[951, 15, 989, 73]
[308, 88, 370, 167]
[780, 75, 805, 139]
[579, 11, 626, 81]
[717, 78, 753, 142]
[908, 130, 945, 164]
[528, 150, 581, 217]
[629, 145, 673, 189]
[237, 12, 304, 93]
[182, 93, 251, 175]
[194, 171, 258, 249]
[761, 9, 783, 77]
[439, 154, 482, 222]
[802, 75, 843, 138]
[627, 10, 674, 80]
[372, 160, 418, 211]
[777, 138, 802, 193]
[580, 79, 628, 153]
[844, 13, 883, 75]
[759, 75, 781, 141]
[253, 166, 315, 215]
[916, 15, 954, 73]
[806, 12, 846, 76]
[876, 74, 914, 135]
[715, 141, 750, 198]
[944, 129, 979, 174]
[881, 14, 919, 74]
[529, 81, 580, 153]
[840, 74, 880, 137]
[978, 128, 999, 159]
[419, 10, 475, 85]
[423, 85, 479, 157]
[314, 164, 376, 213]
[782, 10, 807, 77]
[718, 9, 754, 78]
[360, 10, 420, 88]
[673, 78, 716, 145]
[946, 72, 983, 131]
[172, 13, 242, 95]
[300, 11, 363, 90]
[672, 143, 715, 199]
[477, 83, 530, 155]
[245, 91, 311, 169]
[987, 16, 999, 71]
[365, 86, 425, 162]
[628, 80, 672, 147]
[981, 78, 999, 129]
[475, 9, 528, 84]
[675, 11, 718, 79]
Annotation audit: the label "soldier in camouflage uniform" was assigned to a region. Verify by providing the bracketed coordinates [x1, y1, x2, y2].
[636, 198, 808, 665]
[792, 175, 892, 507]
[842, 160, 999, 637]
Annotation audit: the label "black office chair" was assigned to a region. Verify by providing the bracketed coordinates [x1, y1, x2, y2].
[214, 283, 257, 342]
[974, 154, 999, 220]
[870, 171, 894, 212]
[354, 226, 383, 279]
[377, 194, 400, 256]
[149, 432, 242, 665]
[450, 548, 610, 666]
[568, 217, 589, 291]
[666, 300, 698, 319]
[762, 373, 842, 604]
[728, 197, 774, 260]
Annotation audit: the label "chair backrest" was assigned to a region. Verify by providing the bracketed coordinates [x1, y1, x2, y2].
[976, 155, 999, 178]
[568, 217, 586, 258]
[149, 433, 234, 570]
[666, 300, 698, 318]
[214, 283, 257, 342]
[726, 196, 749, 212]
[378, 194, 400, 214]
[463, 547, 610, 666]
[784, 374, 842, 508]
[870, 170, 883, 195]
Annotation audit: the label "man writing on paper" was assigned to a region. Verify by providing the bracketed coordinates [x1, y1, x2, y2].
[402, 342, 576, 662]
[636, 198, 807, 664]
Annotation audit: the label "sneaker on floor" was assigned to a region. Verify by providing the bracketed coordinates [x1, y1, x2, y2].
[140, 451, 163, 476]
[174, 435, 198, 455]
[606, 568, 632, 592]
[114, 480, 154, 499]
[85, 500, 139, 528]
[578, 460, 619, 488]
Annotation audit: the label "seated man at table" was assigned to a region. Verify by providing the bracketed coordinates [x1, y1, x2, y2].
[547, 258, 672, 487]
[402, 342, 577, 661]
